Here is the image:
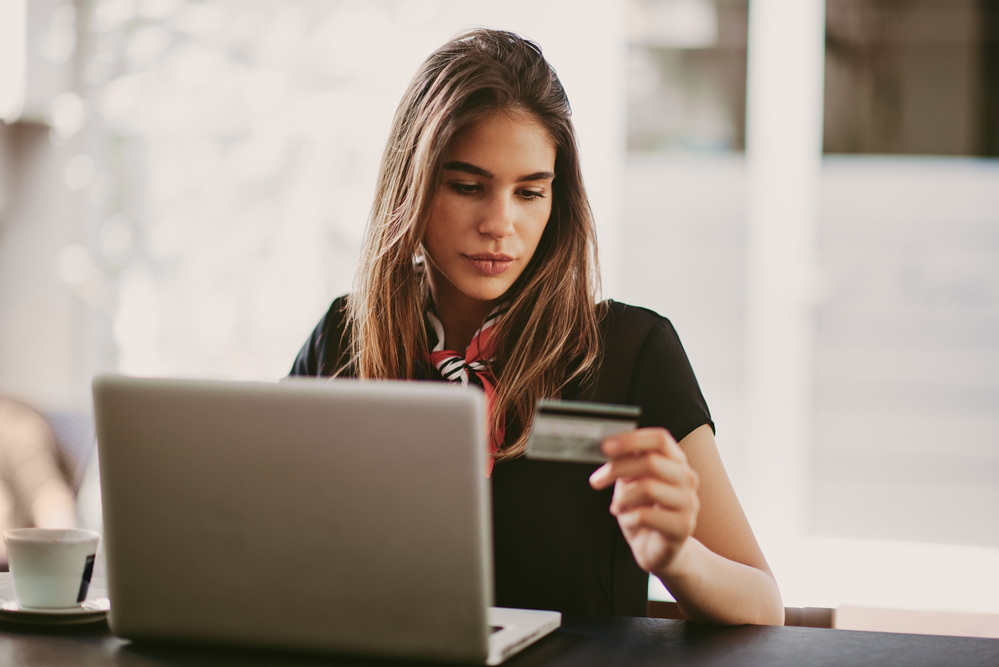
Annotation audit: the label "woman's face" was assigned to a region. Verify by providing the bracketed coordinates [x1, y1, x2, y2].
[424, 109, 556, 309]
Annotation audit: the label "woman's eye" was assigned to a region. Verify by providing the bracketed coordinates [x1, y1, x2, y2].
[520, 189, 545, 201]
[449, 182, 481, 195]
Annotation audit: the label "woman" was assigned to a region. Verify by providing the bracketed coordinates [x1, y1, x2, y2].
[291, 29, 783, 625]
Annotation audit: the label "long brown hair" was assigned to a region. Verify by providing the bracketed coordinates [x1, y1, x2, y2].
[347, 29, 602, 459]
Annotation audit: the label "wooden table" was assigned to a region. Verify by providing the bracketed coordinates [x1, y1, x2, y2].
[1, 611, 997, 666]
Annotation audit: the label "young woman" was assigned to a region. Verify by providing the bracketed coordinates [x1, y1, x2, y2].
[291, 29, 783, 625]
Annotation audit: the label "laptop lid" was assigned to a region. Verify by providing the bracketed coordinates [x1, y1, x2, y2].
[94, 375, 494, 662]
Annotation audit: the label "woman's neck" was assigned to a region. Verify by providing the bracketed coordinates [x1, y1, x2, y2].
[430, 281, 495, 353]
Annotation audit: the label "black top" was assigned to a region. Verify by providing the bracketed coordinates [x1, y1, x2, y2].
[290, 296, 713, 616]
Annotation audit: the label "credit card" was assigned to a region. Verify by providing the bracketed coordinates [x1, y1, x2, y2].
[525, 399, 641, 464]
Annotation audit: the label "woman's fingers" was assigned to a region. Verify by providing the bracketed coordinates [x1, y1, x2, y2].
[602, 427, 685, 462]
[590, 452, 697, 490]
[609, 475, 700, 517]
[589, 429, 698, 491]
[586, 427, 702, 574]
[616, 504, 697, 543]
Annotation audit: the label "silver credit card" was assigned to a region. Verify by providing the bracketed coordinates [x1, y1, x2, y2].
[525, 399, 641, 464]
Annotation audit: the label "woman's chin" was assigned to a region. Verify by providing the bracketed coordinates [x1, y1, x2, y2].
[454, 281, 512, 305]
[440, 271, 512, 301]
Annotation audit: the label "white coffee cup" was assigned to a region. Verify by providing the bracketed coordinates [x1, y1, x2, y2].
[3, 528, 101, 609]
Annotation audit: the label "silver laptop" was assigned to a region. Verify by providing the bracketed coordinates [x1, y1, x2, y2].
[93, 375, 559, 664]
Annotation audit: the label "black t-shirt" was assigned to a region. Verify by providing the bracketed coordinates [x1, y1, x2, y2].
[290, 296, 713, 616]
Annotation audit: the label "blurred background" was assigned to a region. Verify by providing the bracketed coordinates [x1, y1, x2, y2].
[0, 0, 996, 622]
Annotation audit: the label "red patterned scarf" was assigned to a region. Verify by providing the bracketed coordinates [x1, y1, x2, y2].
[426, 305, 506, 476]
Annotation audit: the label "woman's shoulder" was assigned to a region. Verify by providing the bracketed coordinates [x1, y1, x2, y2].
[311, 295, 352, 351]
[597, 299, 696, 375]
[289, 295, 352, 377]
[592, 299, 713, 438]
[578, 300, 674, 403]
[323, 294, 351, 328]
[598, 299, 677, 350]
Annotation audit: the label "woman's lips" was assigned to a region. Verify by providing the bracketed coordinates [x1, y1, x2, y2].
[465, 254, 515, 275]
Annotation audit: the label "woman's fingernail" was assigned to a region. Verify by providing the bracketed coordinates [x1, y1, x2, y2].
[589, 465, 608, 485]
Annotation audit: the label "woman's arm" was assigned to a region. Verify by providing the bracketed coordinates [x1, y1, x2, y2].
[589, 424, 784, 625]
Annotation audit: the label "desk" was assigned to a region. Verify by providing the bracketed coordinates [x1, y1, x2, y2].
[0, 614, 997, 666]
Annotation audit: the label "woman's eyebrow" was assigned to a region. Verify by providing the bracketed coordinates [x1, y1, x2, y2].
[519, 171, 556, 182]
[443, 161, 493, 178]
[443, 161, 555, 183]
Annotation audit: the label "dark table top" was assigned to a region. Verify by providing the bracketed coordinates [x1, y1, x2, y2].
[1, 613, 998, 667]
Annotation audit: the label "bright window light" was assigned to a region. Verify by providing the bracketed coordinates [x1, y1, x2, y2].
[0, 0, 27, 123]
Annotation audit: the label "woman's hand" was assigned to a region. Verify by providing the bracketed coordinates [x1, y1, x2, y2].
[590, 425, 784, 625]
[588, 428, 700, 576]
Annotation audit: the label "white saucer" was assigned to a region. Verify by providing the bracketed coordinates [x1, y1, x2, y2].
[0, 585, 109, 625]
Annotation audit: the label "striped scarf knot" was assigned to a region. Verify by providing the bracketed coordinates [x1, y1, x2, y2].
[426, 305, 506, 476]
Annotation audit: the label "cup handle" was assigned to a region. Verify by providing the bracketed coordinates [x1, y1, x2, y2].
[76, 554, 96, 603]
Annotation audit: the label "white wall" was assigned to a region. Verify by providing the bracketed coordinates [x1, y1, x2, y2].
[622, 153, 999, 612]
[78, 0, 625, 381]
[0, 122, 91, 412]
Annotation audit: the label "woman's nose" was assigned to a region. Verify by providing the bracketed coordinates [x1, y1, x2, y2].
[478, 194, 515, 239]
